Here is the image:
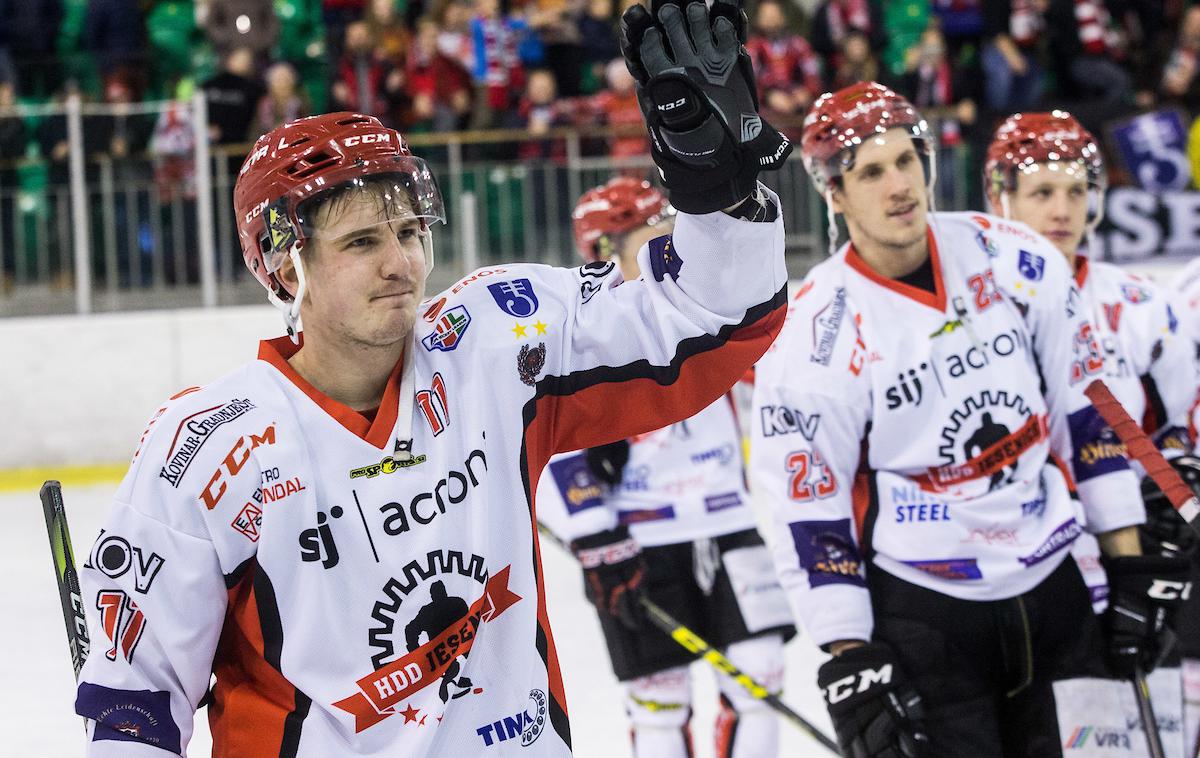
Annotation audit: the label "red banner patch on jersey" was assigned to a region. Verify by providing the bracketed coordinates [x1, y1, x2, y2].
[916, 414, 1048, 491]
[333, 566, 522, 732]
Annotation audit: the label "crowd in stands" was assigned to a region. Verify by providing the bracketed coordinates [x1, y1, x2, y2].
[0, 1, 1192, 171]
[1, 0, 1199, 292]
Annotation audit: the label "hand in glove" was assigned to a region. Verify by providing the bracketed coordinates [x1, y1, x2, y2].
[1139, 455, 1200, 557]
[585, 440, 631, 487]
[817, 642, 928, 758]
[1102, 554, 1193, 678]
[619, 0, 792, 213]
[572, 525, 647, 630]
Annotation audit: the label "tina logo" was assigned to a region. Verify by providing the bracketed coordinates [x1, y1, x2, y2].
[488, 279, 539, 318]
[1018, 250, 1045, 281]
[422, 306, 471, 352]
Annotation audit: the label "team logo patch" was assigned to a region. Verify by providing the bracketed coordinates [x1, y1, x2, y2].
[648, 235, 682, 283]
[579, 260, 614, 304]
[422, 305, 472, 352]
[974, 230, 998, 258]
[517, 342, 547, 386]
[1017, 250, 1045, 281]
[1121, 283, 1152, 304]
[76, 684, 182, 754]
[488, 279, 540, 318]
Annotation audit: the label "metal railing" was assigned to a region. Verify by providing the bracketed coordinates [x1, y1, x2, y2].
[0, 101, 974, 318]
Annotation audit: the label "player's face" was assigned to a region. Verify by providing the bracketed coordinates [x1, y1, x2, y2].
[300, 192, 428, 348]
[1007, 167, 1088, 257]
[831, 128, 928, 254]
[615, 219, 675, 281]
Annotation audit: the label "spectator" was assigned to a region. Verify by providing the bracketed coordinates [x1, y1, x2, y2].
[0, 80, 26, 290]
[578, 0, 620, 90]
[255, 63, 308, 134]
[366, 0, 412, 64]
[469, 0, 539, 127]
[810, 0, 885, 64]
[0, 0, 63, 98]
[407, 16, 473, 132]
[204, 0, 279, 65]
[745, 0, 822, 133]
[331, 20, 407, 121]
[980, 0, 1047, 113]
[322, 0, 368, 64]
[896, 25, 978, 205]
[1043, 0, 1133, 132]
[436, 0, 476, 73]
[529, 0, 585, 98]
[95, 76, 154, 163]
[515, 69, 571, 160]
[151, 82, 201, 283]
[583, 58, 648, 160]
[84, 0, 147, 98]
[1161, 5, 1200, 117]
[829, 30, 879, 90]
[95, 76, 155, 286]
[202, 47, 265, 146]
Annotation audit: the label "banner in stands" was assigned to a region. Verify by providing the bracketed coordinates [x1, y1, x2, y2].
[1095, 187, 1200, 261]
[1109, 110, 1191, 193]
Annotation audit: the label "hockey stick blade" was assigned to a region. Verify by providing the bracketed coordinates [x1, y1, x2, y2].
[1084, 380, 1200, 532]
[535, 521, 839, 753]
[40, 480, 91, 679]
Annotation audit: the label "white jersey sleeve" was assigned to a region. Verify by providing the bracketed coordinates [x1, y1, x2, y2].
[751, 280, 874, 648]
[990, 228, 1143, 534]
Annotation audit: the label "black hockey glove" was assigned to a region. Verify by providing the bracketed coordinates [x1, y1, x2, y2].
[619, 0, 791, 214]
[573, 525, 647, 630]
[817, 642, 928, 758]
[585, 440, 631, 487]
[1139, 455, 1200, 557]
[1102, 554, 1193, 678]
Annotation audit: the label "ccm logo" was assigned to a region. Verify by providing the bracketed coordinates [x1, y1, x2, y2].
[1149, 579, 1192, 601]
[658, 98, 687, 112]
[244, 199, 268, 223]
[823, 664, 893, 705]
[343, 133, 392, 147]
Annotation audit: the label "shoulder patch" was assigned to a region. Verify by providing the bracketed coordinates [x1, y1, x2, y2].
[648, 234, 682, 283]
[1017, 250, 1045, 282]
[158, 399, 258, 488]
[1121, 282, 1152, 304]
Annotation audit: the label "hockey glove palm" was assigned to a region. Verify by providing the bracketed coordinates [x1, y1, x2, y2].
[817, 642, 928, 758]
[619, 0, 791, 214]
[1102, 554, 1192, 678]
[573, 525, 647, 630]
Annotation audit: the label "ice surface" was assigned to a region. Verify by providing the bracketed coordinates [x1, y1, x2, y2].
[2, 483, 832, 757]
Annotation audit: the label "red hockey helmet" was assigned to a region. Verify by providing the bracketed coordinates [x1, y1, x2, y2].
[572, 177, 673, 262]
[984, 110, 1106, 222]
[233, 112, 445, 301]
[800, 81, 934, 195]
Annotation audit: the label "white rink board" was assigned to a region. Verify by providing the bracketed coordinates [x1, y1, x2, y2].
[2, 483, 833, 758]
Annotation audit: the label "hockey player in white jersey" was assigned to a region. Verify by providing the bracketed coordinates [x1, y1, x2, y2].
[69, 1, 796, 752]
[537, 177, 794, 758]
[985, 111, 1200, 752]
[751, 81, 1192, 758]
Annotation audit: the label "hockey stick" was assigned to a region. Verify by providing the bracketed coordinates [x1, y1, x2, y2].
[1084, 380, 1200, 535]
[536, 522, 840, 753]
[1083, 380, 1189, 758]
[40, 480, 91, 679]
[1132, 665, 1166, 758]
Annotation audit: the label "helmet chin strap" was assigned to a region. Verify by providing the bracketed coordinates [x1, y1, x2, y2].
[1000, 192, 1011, 220]
[825, 189, 839, 257]
[266, 244, 307, 345]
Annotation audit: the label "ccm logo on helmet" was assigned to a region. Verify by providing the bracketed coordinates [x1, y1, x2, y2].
[244, 199, 269, 224]
[343, 133, 392, 147]
[823, 665, 893, 705]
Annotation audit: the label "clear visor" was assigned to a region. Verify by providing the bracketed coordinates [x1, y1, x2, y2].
[263, 157, 445, 276]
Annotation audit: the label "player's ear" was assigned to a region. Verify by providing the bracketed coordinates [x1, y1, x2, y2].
[276, 248, 300, 296]
[827, 184, 845, 215]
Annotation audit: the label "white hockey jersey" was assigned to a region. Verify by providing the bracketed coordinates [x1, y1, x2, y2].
[536, 393, 758, 548]
[751, 212, 1143, 648]
[1173, 257, 1200, 440]
[72, 193, 788, 757]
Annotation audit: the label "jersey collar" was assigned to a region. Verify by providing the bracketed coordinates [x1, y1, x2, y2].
[258, 335, 403, 449]
[845, 226, 946, 313]
[1074, 255, 1090, 288]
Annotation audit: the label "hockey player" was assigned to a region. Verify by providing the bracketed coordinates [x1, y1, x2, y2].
[985, 109, 1200, 754]
[536, 177, 794, 758]
[752, 81, 1192, 758]
[69, 0, 796, 752]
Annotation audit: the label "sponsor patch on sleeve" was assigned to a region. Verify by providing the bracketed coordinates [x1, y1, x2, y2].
[547, 454, 605, 514]
[788, 518, 866, 589]
[648, 234, 682, 283]
[1068, 406, 1129, 482]
[76, 683, 182, 754]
